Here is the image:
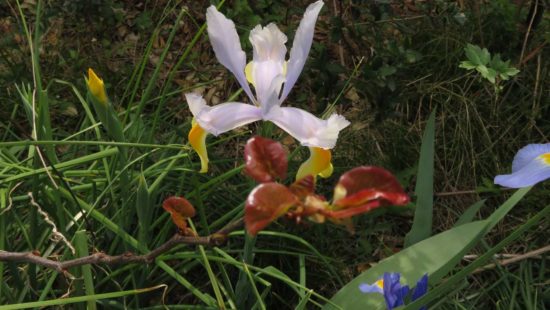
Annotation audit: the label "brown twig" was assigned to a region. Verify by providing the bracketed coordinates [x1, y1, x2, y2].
[0, 218, 244, 278]
[472, 245, 550, 275]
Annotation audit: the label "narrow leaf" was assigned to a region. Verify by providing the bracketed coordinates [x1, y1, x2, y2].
[454, 199, 485, 227]
[405, 110, 436, 247]
[74, 231, 96, 310]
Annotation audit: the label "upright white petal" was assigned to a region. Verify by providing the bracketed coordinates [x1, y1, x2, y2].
[248, 24, 288, 107]
[206, 6, 255, 102]
[281, 0, 324, 102]
[263, 105, 349, 149]
[185, 93, 261, 136]
[249, 23, 287, 62]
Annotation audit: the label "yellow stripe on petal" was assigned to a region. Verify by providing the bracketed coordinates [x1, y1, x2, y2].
[541, 153, 550, 165]
[245, 61, 255, 86]
[189, 120, 209, 173]
[296, 147, 333, 180]
[87, 68, 108, 105]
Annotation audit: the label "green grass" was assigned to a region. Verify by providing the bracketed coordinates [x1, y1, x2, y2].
[0, 0, 548, 308]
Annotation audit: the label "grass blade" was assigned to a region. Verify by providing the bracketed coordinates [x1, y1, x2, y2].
[405, 110, 436, 247]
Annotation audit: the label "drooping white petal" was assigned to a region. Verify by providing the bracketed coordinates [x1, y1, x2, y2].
[206, 6, 255, 102]
[185, 93, 261, 136]
[494, 154, 550, 188]
[263, 105, 349, 149]
[511, 143, 550, 172]
[281, 0, 324, 102]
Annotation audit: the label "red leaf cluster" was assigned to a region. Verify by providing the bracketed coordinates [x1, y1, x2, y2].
[243, 136, 410, 236]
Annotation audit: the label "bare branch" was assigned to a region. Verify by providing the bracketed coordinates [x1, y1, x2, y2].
[0, 218, 244, 278]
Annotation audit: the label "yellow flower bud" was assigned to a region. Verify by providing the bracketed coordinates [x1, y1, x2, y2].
[87, 68, 108, 105]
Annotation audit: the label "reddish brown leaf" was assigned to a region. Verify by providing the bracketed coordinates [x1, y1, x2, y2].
[333, 166, 410, 209]
[244, 136, 288, 183]
[245, 183, 298, 236]
[162, 196, 196, 232]
[288, 175, 315, 199]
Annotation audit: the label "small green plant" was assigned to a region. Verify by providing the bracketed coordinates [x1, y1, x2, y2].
[459, 43, 520, 90]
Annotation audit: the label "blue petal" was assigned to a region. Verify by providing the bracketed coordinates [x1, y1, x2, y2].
[383, 273, 405, 309]
[494, 155, 550, 188]
[511, 143, 550, 172]
[359, 282, 383, 294]
[412, 274, 429, 309]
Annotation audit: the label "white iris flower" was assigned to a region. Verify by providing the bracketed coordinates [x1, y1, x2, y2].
[187, 1, 350, 179]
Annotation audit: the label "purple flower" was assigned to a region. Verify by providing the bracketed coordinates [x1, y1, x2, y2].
[494, 143, 550, 188]
[359, 272, 429, 310]
[411, 274, 428, 310]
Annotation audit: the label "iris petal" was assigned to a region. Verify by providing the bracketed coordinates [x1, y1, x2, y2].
[185, 93, 261, 173]
[263, 105, 350, 149]
[249, 23, 287, 62]
[511, 143, 550, 172]
[359, 280, 384, 294]
[296, 147, 333, 180]
[494, 154, 550, 188]
[206, 6, 256, 103]
[189, 121, 209, 173]
[281, 0, 324, 102]
[185, 93, 262, 136]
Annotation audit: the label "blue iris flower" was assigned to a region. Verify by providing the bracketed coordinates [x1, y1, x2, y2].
[359, 272, 428, 310]
[494, 143, 550, 188]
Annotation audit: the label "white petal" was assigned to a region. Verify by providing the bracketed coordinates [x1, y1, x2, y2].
[263, 105, 349, 149]
[281, 0, 324, 102]
[256, 71, 285, 114]
[185, 93, 261, 136]
[206, 6, 255, 102]
[186, 93, 207, 117]
[511, 143, 550, 172]
[249, 23, 287, 62]
[494, 155, 550, 188]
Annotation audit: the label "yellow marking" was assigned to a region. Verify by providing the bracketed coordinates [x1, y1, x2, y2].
[87, 68, 108, 105]
[376, 279, 384, 289]
[540, 153, 550, 165]
[189, 120, 209, 173]
[245, 61, 255, 86]
[296, 147, 333, 180]
[245, 61, 288, 87]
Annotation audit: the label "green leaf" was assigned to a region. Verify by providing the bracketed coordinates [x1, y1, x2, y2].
[405, 110, 436, 247]
[136, 174, 151, 245]
[485, 187, 530, 233]
[0, 285, 167, 310]
[481, 67, 497, 84]
[454, 199, 485, 227]
[489, 54, 520, 80]
[378, 64, 397, 78]
[464, 44, 490, 66]
[74, 231, 96, 310]
[459, 61, 476, 70]
[325, 221, 489, 310]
